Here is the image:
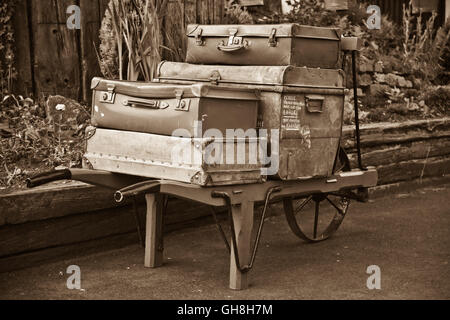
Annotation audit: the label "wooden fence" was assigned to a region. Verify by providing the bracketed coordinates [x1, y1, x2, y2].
[12, 0, 227, 102]
[11, 0, 446, 102]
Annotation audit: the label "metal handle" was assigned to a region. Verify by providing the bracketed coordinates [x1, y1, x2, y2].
[123, 98, 169, 109]
[306, 95, 325, 113]
[217, 40, 248, 52]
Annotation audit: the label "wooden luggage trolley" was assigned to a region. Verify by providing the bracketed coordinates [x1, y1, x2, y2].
[27, 26, 377, 290]
[27, 166, 377, 290]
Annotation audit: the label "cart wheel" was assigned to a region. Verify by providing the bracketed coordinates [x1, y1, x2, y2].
[283, 147, 351, 243]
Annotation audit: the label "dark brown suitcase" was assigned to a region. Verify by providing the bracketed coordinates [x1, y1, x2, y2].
[156, 62, 345, 180]
[186, 24, 341, 69]
[90, 77, 259, 136]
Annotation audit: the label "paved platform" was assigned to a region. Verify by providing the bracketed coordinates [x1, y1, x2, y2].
[0, 184, 449, 300]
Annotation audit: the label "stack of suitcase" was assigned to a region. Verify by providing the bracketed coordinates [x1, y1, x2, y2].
[84, 24, 346, 186]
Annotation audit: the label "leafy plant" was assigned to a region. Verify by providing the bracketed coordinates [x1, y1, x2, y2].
[420, 86, 450, 115]
[224, 0, 254, 24]
[402, 1, 450, 83]
[0, 95, 90, 189]
[98, 0, 186, 82]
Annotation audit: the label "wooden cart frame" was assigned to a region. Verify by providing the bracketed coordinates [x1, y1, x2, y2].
[27, 166, 377, 290]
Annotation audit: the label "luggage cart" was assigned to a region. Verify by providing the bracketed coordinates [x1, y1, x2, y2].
[26, 36, 374, 290]
[27, 160, 377, 290]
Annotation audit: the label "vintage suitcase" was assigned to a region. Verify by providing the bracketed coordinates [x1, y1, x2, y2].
[156, 62, 345, 180]
[90, 77, 259, 136]
[84, 127, 265, 186]
[186, 24, 341, 69]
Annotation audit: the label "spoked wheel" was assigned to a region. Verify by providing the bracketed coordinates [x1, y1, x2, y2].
[283, 147, 351, 243]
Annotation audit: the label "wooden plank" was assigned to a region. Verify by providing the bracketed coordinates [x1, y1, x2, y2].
[163, 0, 187, 62]
[347, 138, 450, 168]
[12, 0, 33, 96]
[185, 0, 197, 24]
[240, 0, 264, 6]
[80, 0, 102, 102]
[229, 201, 254, 290]
[144, 194, 165, 268]
[375, 156, 450, 185]
[213, 0, 224, 24]
[0, 182, 122, 226]
[342, 118, 450, 149]
[0, 232, 138, 274]
[98, 0, 110, 18]
[369, 175, 450, 200]
[0, 204, 136, 258]
[31, 0, 81, 99]
[197, 0, 210, 24]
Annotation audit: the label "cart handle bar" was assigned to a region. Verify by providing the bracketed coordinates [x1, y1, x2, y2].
[26, 169, 72, 188]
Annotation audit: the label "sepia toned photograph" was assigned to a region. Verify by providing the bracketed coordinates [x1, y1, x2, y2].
[0, 0, 449, 305]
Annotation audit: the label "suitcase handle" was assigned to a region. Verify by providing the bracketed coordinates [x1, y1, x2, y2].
[123, 98, 169, 109]
[217, 40, 249, 53]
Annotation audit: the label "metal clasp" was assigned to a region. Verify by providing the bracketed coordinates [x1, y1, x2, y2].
[209, 70, 221, 85]
[195, 28, 204, 46]
[268, 28, 277, 47]
[227, 28, 243, 46]
[174, 89, 190, 112]
[99, 84, 116, 103]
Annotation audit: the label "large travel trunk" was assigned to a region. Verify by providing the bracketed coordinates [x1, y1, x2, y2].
[156, 62, 345, 180]
[186, 24, 341, 69]
[90, 78, 259, 136]
[84, 127, 265, 186]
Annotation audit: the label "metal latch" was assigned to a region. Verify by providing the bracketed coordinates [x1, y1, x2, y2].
[195, 28, 204, 46]
[174, 89, 190, 112]
[99, 84, 116, 103]
[209, 70, 221, 85]
[268, 28, 277, 47]
[227, 28, 243, 46]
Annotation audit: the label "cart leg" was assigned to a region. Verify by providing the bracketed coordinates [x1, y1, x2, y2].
[144, 193, 164, 268]
[229, 201, 254, 290]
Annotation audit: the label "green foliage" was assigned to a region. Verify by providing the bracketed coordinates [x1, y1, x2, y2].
[402, 1, 450, 84]
[224, 0, 254, 24]
[98, 0, 178, 81]
[0, 95, 90, 189]
[420, 86, 450, 115]
[0, 0, 16, 95]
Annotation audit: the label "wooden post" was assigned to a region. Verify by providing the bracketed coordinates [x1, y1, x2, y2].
[144, 193, 164, 268]
[12, 0, 33, 96]
[31, 0, 81, 100]
[229, 201, 254, 290]
[80, 0, 102, 103]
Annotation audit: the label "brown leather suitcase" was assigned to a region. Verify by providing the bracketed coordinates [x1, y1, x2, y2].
[90, 77, 259, 136]
[84, 127, 265, 186]
[186, 24, 341, 69]
[156, 62, 345, 180]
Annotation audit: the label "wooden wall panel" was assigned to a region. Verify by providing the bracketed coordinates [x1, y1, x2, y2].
[31, 0, 81, 100]
[12, 0, 33, 96]
[80, 0, 102, 102]
[12, 0, 229, 100]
